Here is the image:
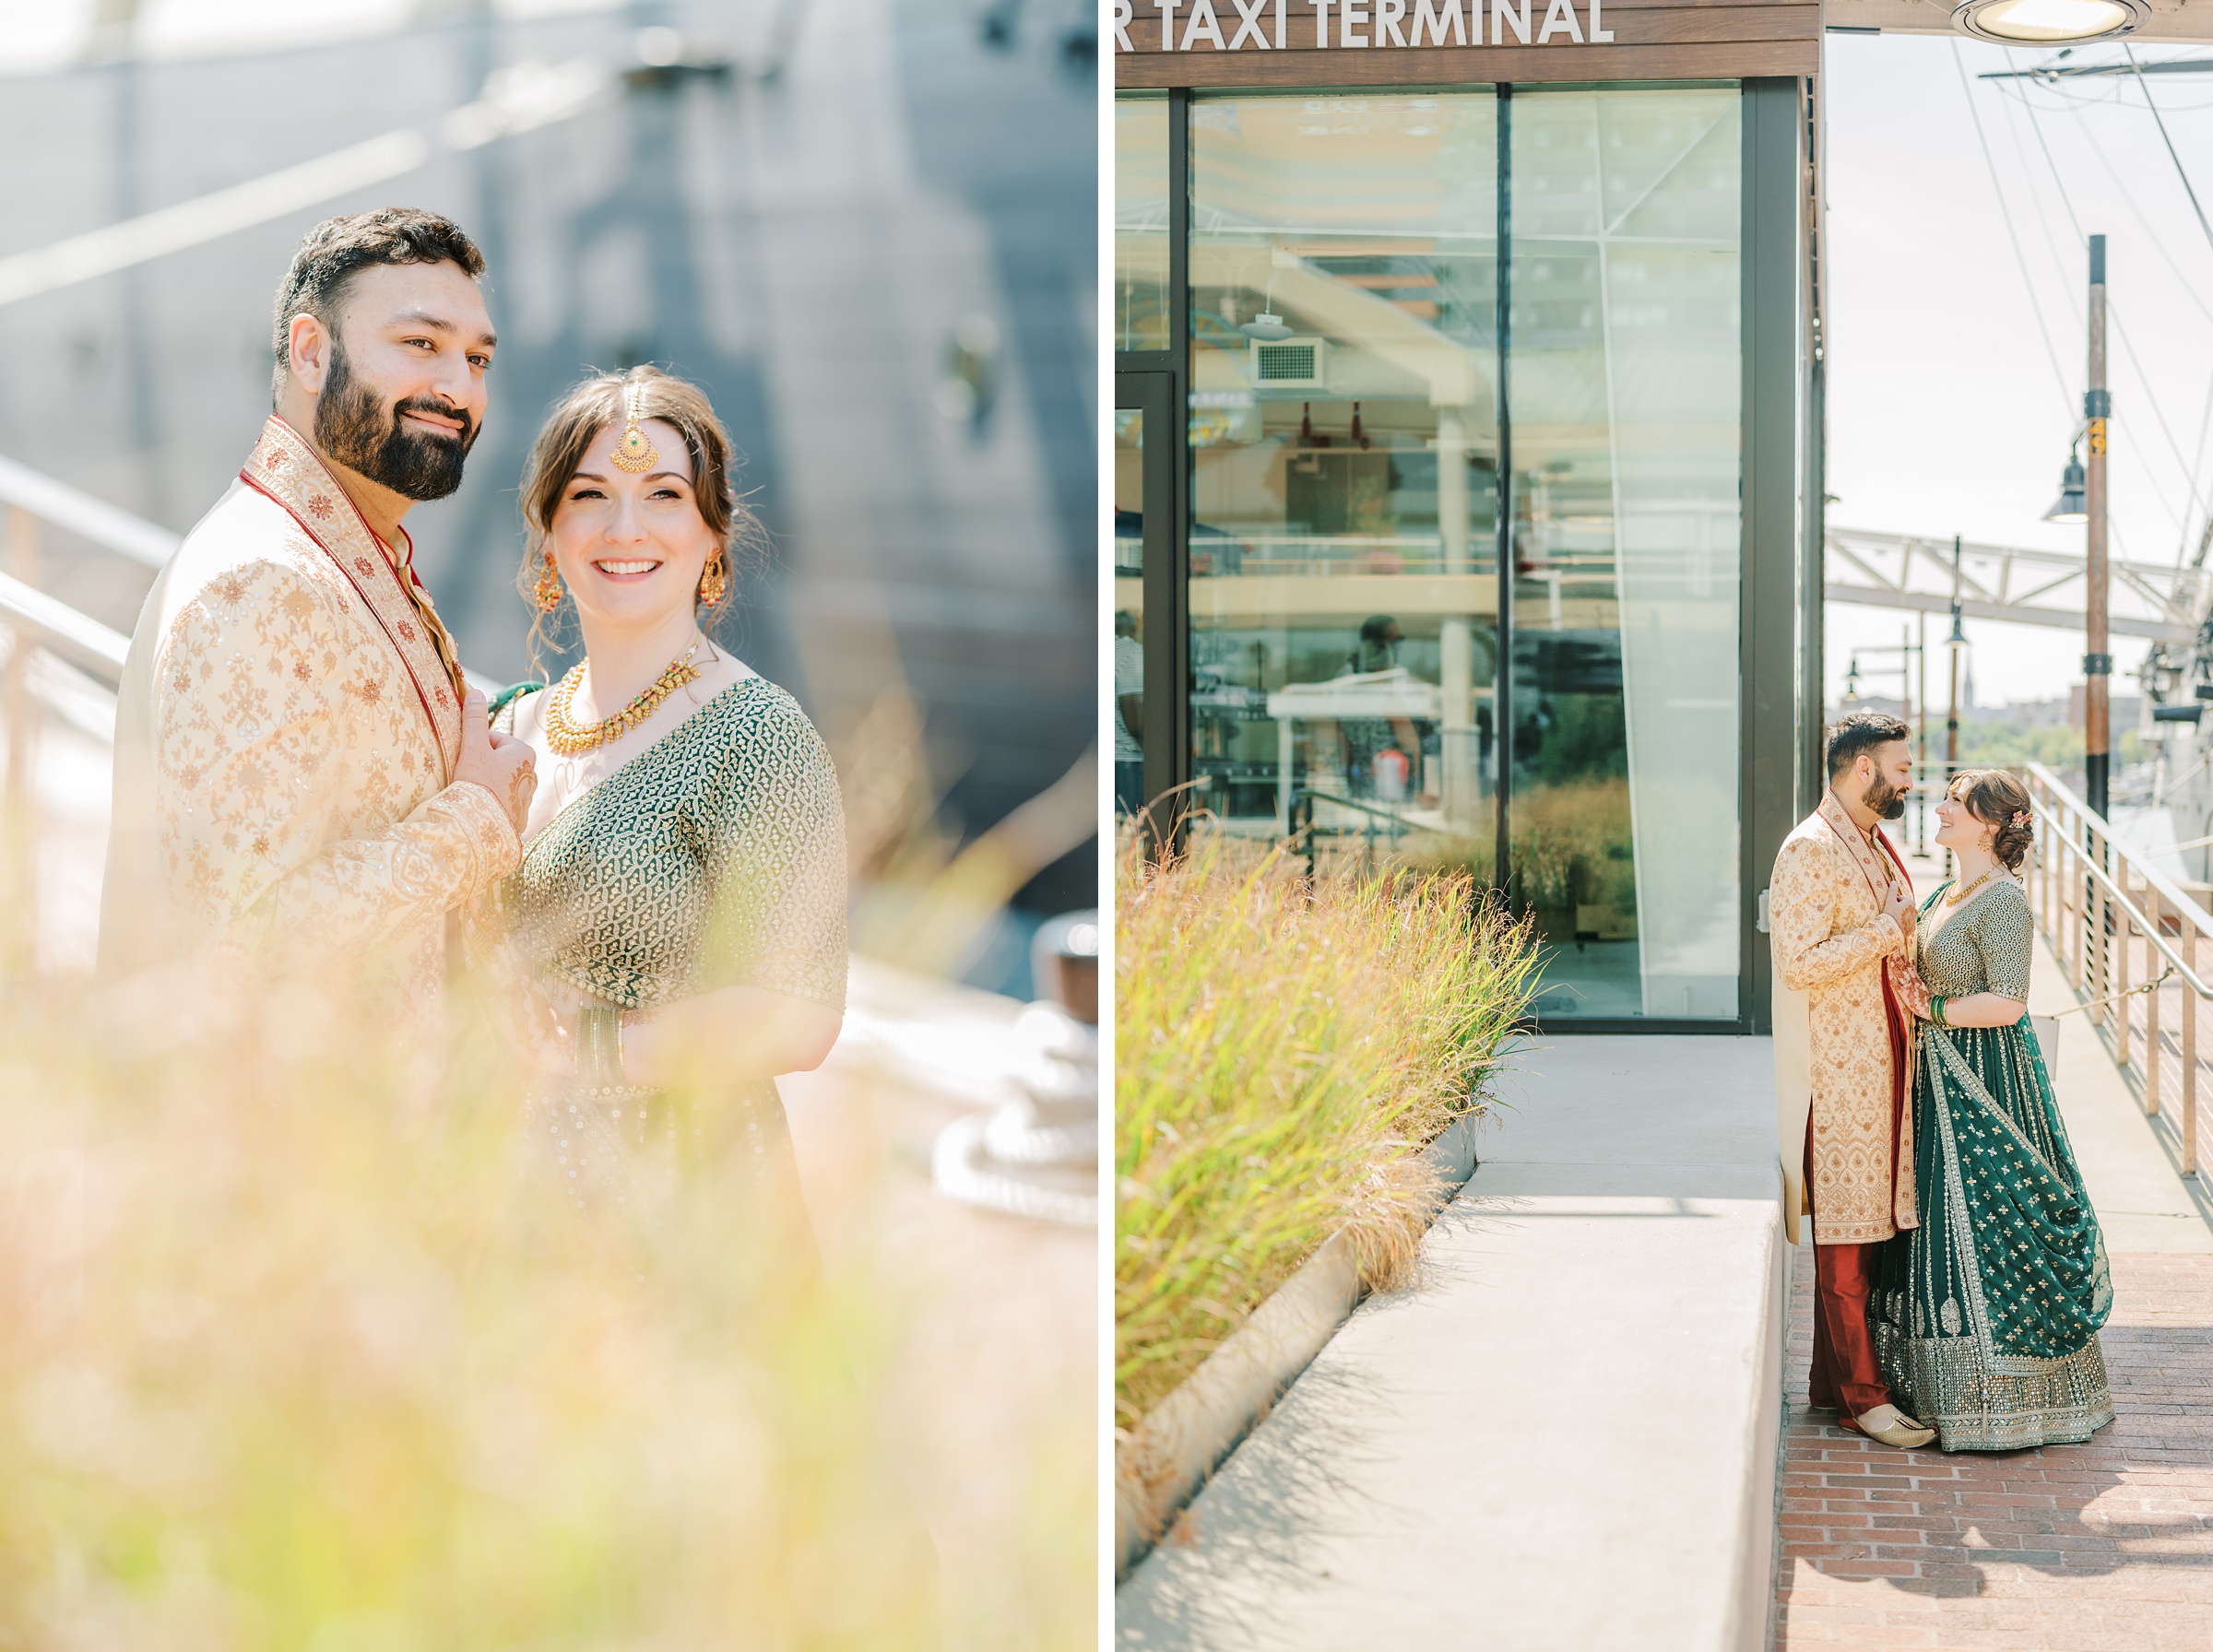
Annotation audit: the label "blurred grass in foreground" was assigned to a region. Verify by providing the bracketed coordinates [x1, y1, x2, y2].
[1113, 831, 1538, 1432]
[0, 967, 948, 1650]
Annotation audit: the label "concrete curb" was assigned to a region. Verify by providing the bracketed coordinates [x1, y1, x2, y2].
[1114, 1111, 1485, 1579]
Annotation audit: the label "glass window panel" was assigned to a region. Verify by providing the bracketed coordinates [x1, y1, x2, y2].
[1188, 94, 1499, 870]
[1115, 408, 1146, 817]
[1116, 96, 1171, 353]
[1509, 87, 1742, 1021]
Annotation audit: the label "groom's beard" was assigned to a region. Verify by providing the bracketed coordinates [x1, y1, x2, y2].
[314, 337, 478, 502]
[1864, 777, 1909, 820]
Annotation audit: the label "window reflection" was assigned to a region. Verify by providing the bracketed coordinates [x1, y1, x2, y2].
[1188, 94, 1500, 855]
[1509, 88, 1742, 1020]
[1114, 409, 1146, 817]
[1116, 97, 1170, 353]
[1143, 86, 1746, 1021]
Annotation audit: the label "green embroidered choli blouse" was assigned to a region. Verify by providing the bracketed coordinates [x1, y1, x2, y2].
[494, 676, 847, 1015]
[1915, 876, 2033, 1004]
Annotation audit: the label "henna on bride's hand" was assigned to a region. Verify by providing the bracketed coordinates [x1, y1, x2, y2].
[506, 763, 536, 829]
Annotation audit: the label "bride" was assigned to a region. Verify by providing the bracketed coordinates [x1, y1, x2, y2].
[487, 366, 846, 1220]
[1872, 768, 2114, 1450]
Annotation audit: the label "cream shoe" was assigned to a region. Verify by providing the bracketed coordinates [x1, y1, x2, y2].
[1855, 1404, 1935, 1448]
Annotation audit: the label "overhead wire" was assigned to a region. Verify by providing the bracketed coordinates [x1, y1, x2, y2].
[2004, 57, 2213, 558]
[1952, 41, 2152, 562]
[2060, 58, 2213, 559]
[2050, 97, 2213, 326]
[2124, 44, 2213, 257]
[2049, 88, 2213, 561]
[1994, 78, 2082, 329]
[1984, 52, 2213, 114]
[1948, 38, 2077, 425]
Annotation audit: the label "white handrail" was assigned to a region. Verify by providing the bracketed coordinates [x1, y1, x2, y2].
[0, 454, 179, 570]
[2028, 762, 2213, 969]
[2025, 760, 2208, 1175]
[0, 571, 130, 682]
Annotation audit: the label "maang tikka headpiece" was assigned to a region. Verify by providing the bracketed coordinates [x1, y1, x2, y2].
[610, 380, 659, 474]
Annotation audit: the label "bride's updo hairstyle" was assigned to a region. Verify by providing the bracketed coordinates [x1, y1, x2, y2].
[515, 364, 761, 670]
[1950, 768, 2035, 872]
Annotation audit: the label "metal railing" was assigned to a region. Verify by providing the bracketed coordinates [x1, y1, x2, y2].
[1284, 785, 1415, 881]
[2024, 760, 2213, 1176]
[0, 569, 129, 683]
[0, 467, 160, 977]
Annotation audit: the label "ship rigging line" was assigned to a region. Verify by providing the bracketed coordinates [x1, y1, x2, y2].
[2043, 93, 2213, 565]
[1992, 64, 2213, 566]
[2003, 82, 2201, 540]
[2126, 45, 2213, 258]
[1950, 38, 2075, 424]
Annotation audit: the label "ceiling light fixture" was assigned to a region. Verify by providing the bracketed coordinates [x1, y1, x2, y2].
[1953, 0, 2146, 44]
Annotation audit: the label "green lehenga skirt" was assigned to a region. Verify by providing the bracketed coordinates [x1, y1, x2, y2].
[1869, 1018, 2115, 1451]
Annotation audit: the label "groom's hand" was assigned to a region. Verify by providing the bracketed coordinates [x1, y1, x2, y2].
[454, 688, 536, 836]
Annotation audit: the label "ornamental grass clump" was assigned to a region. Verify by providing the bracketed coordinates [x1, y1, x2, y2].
[1114, 832, 1537, 1430]
[0, 965, 1006, 1650]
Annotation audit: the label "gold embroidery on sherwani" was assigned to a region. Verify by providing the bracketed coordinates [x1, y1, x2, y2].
[98, 416, 519, 1019]
[239, 416, 465, 776]
[1769, 793, 1920, 1245]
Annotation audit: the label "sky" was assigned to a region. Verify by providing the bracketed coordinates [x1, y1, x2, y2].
[1824, 33, 2213, 709]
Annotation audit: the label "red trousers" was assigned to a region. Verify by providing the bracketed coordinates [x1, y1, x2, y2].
[1803, 1125, 1899, 1425]
[1807, 1239, 1895, 1422]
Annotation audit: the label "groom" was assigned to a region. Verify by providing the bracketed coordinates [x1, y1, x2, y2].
[101, 207, 534, 1011]
[1769, 711, 1935, 1449]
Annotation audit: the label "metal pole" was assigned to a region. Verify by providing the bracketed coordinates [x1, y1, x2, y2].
[2086, 233, 2112, 819]
[1493, 87, 1515, 905]
[1902, 623, 1916, 854]
[2148, 886, 2163, 1117]
[2186, 919, 2200, 1177]
[1947, 535, 1962, 878]
[1917, 609, 1928, 854]
[1946, 539, 1962, 774]
[1438, 406, 1476, 829]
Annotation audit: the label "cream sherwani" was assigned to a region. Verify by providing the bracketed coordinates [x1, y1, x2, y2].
[1770, 792, 1920, 1246]
[100, 415, 519, 1010]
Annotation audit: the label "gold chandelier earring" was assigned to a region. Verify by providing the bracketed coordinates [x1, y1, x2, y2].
[698, 545, 728, 608]
[534, 547, 564, 612]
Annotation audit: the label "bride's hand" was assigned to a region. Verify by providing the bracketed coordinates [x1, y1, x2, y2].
[1888, 954, 1935, 1021]
[509, 978, 582, 1074]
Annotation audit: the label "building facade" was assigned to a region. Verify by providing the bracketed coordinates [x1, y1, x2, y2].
[1114, 4, 1826, 1032]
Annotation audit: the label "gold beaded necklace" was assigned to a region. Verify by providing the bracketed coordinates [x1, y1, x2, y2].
[1944, 866, 1997, 906]
[542, 638, 703, 756]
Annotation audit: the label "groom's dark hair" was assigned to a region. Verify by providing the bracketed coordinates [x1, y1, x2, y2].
[1825, 710, 1911, 782]
[270, 207, 486, 400]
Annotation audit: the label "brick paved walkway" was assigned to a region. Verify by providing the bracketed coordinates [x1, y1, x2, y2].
[1777, 1245, 2213, 1649]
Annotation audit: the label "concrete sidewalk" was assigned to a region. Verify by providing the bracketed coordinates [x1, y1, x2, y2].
[1116, 1037, 1787, 1652]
